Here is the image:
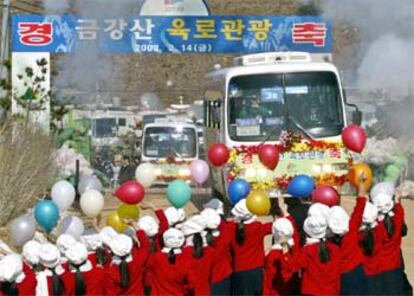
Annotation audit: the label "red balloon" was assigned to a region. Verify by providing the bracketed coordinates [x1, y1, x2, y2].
[312, 186, 340, 207]
[115, 181, 145, 205]
[258, 145, 280, 170]
[342, 124, 366, 153]
[208, 143, 230, 167]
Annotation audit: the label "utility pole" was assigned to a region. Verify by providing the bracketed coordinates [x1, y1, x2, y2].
[0, 0, 10, 64]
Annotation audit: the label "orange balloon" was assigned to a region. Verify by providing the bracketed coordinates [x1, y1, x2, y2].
[246, 190, 271, 216]
[348, 163, 373, 191]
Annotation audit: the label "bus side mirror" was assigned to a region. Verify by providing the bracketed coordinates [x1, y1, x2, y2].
[352, 110, 362, 126]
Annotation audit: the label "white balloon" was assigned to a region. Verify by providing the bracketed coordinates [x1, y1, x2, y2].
[78, 175, 103, 195]
[135, 163, 157, 188]
[60, 216, 84, 240]
[80, 190, 104, 218]
[51, 180, 76, 210]
[370, 182, 395, 200]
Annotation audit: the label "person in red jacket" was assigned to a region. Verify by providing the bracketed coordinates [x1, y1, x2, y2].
[155, 207, 186, 249]
[61, 241, 106, 295]
[80, 232, 109, 268]
[229, 199, 272, 296]
[283, 213, 341, 296]
[38, 243, 66, 296]
[202, 204, 233, 296]
[326, 177, 368, 295]
[372, 188, 405, 295]
[138, 215, 160, 253]
[0, 253, 37, 296]
[263, 216, 300, 296]
[358, 200, 384, 295]
[145, 228, 192, 296]
[105, 230, 150, 295]
[181, 214, 216, 296]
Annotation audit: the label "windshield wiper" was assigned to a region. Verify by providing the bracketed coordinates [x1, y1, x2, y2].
[287, 116, 314, 140]
[170, 147, 183, 159]
[259, 124, 281, 145]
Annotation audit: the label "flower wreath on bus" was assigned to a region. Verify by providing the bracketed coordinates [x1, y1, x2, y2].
[226, 131, 351, 191]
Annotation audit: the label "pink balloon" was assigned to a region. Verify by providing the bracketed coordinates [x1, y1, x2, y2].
[342, 124, 366, 153]
[189, 160, 210, 185]
[312, 186, 340, 207]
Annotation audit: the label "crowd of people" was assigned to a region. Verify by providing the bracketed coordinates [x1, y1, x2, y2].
[0, 176, 410, 296]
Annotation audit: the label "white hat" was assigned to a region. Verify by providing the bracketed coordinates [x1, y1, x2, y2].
[65, 242, 88, 266]
[181, 215, 207, 237]
[308, 203, 330, 222]
[370, 182, 395, 200]
[328, 206, 350, 236]
[109, 234, 133, 258]
[272, 218, 294, 244]
[362, 202, 378, 227]
[203, 199, 224, 215]
[22, 240, 42, 266]
[39, 243, 61, 269]
[56, 234, 76, 255]
[200, 208, 221, 230]
[304, 216, 327, 239]
[99, 226, 117, 246]
[163, 228, 185, 250]
[0, 254, 23, 283]
[164, 207, 186, 226]
[231, 199, 255, 222]
[371, 192, 394, 214]
[138, 216, 159, 237]
[80, 234, 102, 251]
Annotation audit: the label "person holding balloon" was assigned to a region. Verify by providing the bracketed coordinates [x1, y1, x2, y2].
[80, 233, 109, 268]
[38, 243, 66, 296]
[327, 175, 369, 295]
[229, 198, 273, 296]
[282, 209, 341, 296]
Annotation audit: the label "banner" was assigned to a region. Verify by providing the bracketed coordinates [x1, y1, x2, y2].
[12, 15, 332, 54]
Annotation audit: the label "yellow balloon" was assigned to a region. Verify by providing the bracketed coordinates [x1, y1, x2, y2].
[106, 211, 127, 233]
[246, 190, 271, 216]
[117, 204, 140, 220]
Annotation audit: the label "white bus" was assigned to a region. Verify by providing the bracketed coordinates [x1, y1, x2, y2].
[203, 52, 361, 199]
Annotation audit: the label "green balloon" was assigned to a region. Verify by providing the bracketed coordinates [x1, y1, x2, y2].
[384, 176, 398, 183]
[392, 155, 408, 169]
[385, 165, 400, 179]
[167, 180, 192, 209]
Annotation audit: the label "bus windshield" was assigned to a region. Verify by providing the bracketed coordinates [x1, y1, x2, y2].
[143, 126, 197, 159]
[228, 72, 344, 141]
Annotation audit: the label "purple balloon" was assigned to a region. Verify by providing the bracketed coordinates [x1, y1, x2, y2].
[189, 160, 210, 185]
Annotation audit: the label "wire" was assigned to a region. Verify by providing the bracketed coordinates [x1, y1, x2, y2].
[0, 3, 41, 13]
[13, 0, 43, 9]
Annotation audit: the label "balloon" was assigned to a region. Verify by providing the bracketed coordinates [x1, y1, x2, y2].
[342, 124, 367, 153]
[348, 163, 373, 191]
[189, 160, 210, 185]
[312, 186, 340, 207]
[167, 180, 191, 208]
[135, 163, 157, 188]
[228, 179, 251, 205]
[80, 190, 105, 218]
[9, 215, 36, 247]
[51, 180, 76, 210]
[287, 175, 315, 198]
[258, 145, 280, 170]
[371, 182, 395, 200]
[246, 190, 271, 216]
[34, 200, 60, 233]
[106, 212, 127, 233]
[385, 165, 401, 180]
[115, 181, 145, 205]
[117, 204, 140, 220]
[60, 215, 84, 240]
[208, 143, 230, 167]
[78, 175, 103, 195]
[392, 155, 408, 169]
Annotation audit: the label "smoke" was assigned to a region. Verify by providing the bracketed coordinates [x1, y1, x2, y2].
[42, 0, 137, 105]
[42, 0, 70, 14]
[320, 0, 414, 96]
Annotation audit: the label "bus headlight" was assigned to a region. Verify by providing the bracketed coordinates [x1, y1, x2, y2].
[155, 168, 163, 176]
[245, 168, 257, 179]
[257, 168, 268, 178]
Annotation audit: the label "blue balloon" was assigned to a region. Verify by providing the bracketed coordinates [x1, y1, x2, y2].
[287, 175, 315, 198]
[228, 179, 251, 205]
[34, 200, 60, 233]
[167, 180, 192, 208]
